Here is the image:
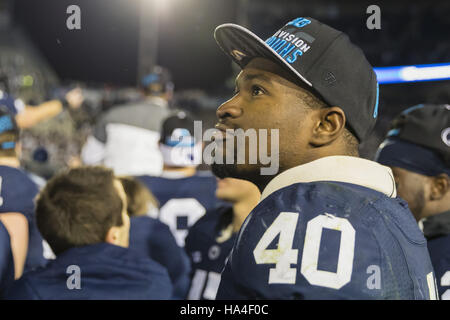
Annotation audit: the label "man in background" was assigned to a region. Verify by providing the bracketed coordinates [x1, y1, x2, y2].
[0, 87, 84, 129]
[0, 217, 28, 298]
[6, 166, 172, 300]
[376, 104, 450, 299]
[0, 106, 46, 272]
[137, 112, 220, 247]
[185, 177, 260, 300]
[120, 176, 191, 300]
[82, 66, 173, 176]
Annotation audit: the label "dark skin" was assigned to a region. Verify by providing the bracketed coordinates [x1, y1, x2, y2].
[212, 57, 353, 192]
[391, 166, 450, 221]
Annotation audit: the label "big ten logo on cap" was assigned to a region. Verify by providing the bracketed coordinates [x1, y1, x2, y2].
[265, 19, 314, 65]
[286, 17, 311, 29]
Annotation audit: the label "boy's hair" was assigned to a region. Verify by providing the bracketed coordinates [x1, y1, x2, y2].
[36, 166, 124, 255]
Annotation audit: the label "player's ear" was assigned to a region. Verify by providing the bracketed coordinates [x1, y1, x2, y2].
[310, 106, 346, 146]
[429, 173, 450, 200]
[105, 226, 120, 245]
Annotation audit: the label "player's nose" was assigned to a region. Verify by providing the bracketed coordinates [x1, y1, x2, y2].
[216, 100, 243, 120]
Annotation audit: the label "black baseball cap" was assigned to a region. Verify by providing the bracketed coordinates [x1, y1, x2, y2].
[160, 111, 197, 147]
[214, 17, 379, 141]
[141, 65, 174, 95]
[385, 104, 450, 165]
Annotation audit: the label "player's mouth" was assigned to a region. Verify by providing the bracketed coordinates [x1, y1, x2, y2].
[214, 123, 235, 141]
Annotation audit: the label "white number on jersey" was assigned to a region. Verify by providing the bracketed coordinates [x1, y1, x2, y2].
[187, 269, 221, 300]
[440, 271, 450, 300]
[253, 213, 356, 289]
[253, 212, 299, 284]
[159, 198, 206, 247]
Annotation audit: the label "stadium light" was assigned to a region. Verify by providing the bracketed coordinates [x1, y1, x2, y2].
[374, 63, 450, 84]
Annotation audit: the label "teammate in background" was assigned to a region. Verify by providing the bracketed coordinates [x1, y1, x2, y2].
[185, 178, 260, 300]
[212, 17, 436, 299]
[0, 220, 15, 298]
[6, 166, 172, 300]
[119, 176, 159, 218]
[137, 112, 220, 247]
[81, 66, 173, 176]
[375, 104, 450, 299]
[119, 176, 191, 299]
[0, 106, 46, 272]
[0, 217, 27, 298]
[0, 87, 84, 129]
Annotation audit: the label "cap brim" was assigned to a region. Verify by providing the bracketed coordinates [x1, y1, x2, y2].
[214, 23, 312, 87]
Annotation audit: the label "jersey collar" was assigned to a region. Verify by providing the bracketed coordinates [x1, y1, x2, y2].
[260, 155, 397, 201]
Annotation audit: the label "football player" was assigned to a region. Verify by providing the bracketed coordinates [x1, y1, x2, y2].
[120, 176, 191, 299]
[185, 178, 260, 300]
[0, 87, 84, 129]
[0, 106, 46, 272]
[212, 17, 437, 299]
[81, 66, 172, 176]
[137, 112, 220, 247]
[0, 220, 16, 298]
[376, 104, 450, 299]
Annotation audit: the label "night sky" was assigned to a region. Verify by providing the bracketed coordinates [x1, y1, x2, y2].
[12, 0, 237, 90]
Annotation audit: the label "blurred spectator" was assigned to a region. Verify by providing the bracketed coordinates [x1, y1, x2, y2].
[0, 220, 15, 298]
[119, 176, 159, 217]
[137, 111, 221, 247]
[81, 66, 173, 176]
[0, 106, 46, 272]
[120, 176, 191, 300]
[185, 178, 260, 300]
[6, 166, 172, 300]
[0, 87, 84, 129]
[375, 104, 450, 299]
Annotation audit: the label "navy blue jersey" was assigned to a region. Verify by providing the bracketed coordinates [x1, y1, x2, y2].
[217, 181, 438, 299]
[129, 216, 191, 299]
[0, 220, 14, 297]
[423, 211, 450, 300]
[5, 243, 172, 300]
[185, 205, 236, 300]
[137, 172, 220, 246]
[0, 166, 46, 271]
[427, 235, 450, 299]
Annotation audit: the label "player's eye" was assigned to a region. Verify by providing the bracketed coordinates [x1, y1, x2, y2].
[251, 85, 264, 96]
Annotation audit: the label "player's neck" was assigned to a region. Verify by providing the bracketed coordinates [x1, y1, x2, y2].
[0, 157, 20, 168]
[231, 196, 260, 233]
[162, 165, 196, 178]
